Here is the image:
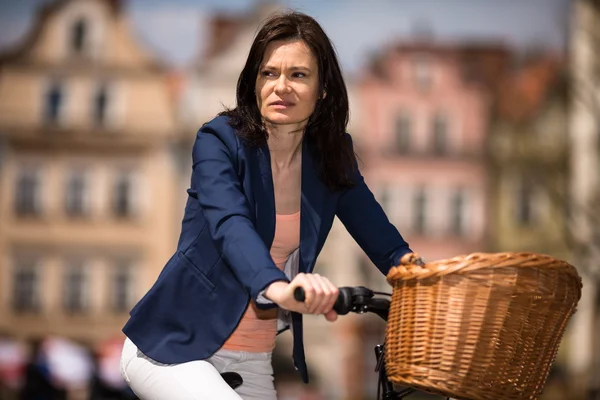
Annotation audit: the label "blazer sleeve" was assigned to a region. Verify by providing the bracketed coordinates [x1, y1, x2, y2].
[335, 135, 412, 275]
[191, 121, 289, 301]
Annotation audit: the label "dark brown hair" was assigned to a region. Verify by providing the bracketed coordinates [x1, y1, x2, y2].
[220, 11, 356, 191]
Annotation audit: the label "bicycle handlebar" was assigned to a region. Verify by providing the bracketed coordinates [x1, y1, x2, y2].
[293, 286, 391, 320]
[295, 286, 419, 398]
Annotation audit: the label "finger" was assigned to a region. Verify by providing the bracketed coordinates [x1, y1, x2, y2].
[323, 278, 339, 314]
[324, 309, 338, 322]
[306, 274, 328, 314]
[301, 275, 322, 314]
[299, 275, 319, 313]
[319, 276, 339, 314]
[310, 274, 337, 315]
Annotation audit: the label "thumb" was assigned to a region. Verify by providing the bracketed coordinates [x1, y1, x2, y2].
[324, 310, 338, 322]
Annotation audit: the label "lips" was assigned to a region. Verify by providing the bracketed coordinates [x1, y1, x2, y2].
[270, 100, 295, 107]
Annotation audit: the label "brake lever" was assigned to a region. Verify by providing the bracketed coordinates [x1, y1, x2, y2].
[364, 298, 390, 321]
[347, 286, 374, 312]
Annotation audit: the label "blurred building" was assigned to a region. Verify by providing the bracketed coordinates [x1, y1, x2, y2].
[0, 0, 180, 345]
[487, 55, 576, 399]
[488, 56, 570, 258]
[356, 42, 510, 260]
[568, 0, 600, 396]
[179, 1, 281, 130]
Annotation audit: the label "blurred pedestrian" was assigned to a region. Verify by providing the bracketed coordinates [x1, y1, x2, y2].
[19, 339, 66, 400]
[0, 335, 27, 397]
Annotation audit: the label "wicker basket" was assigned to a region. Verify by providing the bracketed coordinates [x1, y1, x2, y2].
[385, 252, 582, 400]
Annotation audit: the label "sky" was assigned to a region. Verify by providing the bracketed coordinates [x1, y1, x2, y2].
[0, 0, 571, 74]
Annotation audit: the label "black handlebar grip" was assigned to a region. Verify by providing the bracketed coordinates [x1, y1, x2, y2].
[293, 287, 305, 302]
[293, 286, 352, 315]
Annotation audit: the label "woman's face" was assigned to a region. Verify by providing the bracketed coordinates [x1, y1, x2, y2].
[255, 39, 322, 128]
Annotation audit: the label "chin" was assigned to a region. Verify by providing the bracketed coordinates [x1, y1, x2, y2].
[263, 112, 308, 126]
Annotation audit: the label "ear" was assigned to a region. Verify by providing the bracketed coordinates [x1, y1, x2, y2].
[322, 90, 327, 99]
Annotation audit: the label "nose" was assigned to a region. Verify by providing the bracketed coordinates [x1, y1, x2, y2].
[274, 75, 291, 95]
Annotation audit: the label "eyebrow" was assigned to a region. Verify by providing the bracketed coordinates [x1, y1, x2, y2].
[261, 65, 312, 72]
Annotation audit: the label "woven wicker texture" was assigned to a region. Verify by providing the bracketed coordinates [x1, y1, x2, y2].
[385, 252, 582, 400]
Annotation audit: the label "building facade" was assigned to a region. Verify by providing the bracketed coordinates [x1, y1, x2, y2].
[488, 56, 570, 258]
[0, 0, 180, 345]
[322, 42, 510, 398]
[567, 0, 600, 396]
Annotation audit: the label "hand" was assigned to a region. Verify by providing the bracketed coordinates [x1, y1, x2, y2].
[264, 273, 339, 322]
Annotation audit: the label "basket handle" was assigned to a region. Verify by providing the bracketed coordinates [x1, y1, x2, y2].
[400, 252, 425, 267]
[389, 252, 583, 290]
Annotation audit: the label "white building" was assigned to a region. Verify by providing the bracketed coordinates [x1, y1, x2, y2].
[567, 0, 600, 395]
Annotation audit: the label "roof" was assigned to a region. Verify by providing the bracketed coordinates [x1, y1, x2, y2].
[364, 40, 512, 91]
[194, 1, 282, 68]
[496, 54, 564, 123]
[0, 0, 163, 72]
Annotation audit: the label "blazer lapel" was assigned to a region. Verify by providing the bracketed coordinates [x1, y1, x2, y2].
[299, 140, 325, 273]
[251, 144, 276, 248]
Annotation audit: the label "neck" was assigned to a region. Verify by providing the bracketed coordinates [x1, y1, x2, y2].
[266, 122, 304, 169]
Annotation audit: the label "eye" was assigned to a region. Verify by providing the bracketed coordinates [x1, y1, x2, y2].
[292, 72, 306, 78]
[261, 70, 276, 77]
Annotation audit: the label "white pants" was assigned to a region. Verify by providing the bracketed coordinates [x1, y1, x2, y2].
[120, 338, 277, 400]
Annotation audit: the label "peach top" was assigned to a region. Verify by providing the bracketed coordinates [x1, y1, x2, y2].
[221, 211, 300, 352]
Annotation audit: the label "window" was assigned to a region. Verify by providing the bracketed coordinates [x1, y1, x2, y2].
[113, 171, 135, 218]
[111, 261, 134, 313]
[432, 113, 449, 155]
[71, 18, 87, 54]
[450, 188, 466, 236]
[15, 168, 41, 216]
[412, 187, 427, 235]
[63, 260, 88, 313]
[44, 82, 63, 123]
[394, 113, 411, 154]
[12, 258, 40, 313]
[93, 84, 109, 126]
[65, 170, 88, 217]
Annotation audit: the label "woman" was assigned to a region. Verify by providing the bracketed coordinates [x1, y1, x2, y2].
[120, 11, 412, 400]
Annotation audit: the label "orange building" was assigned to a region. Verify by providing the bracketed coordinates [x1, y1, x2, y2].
[0, 0, 181, 346]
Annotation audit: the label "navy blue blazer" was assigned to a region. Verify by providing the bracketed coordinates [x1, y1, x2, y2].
[122, 116, 411, 383]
